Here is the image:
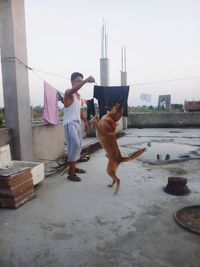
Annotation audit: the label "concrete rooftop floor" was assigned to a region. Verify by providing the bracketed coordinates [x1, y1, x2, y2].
[0, 128, 200, 267]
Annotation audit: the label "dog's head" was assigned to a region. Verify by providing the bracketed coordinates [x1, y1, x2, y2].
[109, 103, 123, 121]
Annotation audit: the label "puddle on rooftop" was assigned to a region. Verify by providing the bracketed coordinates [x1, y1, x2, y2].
[122, 141, 200, 165]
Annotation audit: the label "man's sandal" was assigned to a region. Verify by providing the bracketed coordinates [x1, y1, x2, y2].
[78, 155, 90, 162]
[75, 168, 86, 174]
[67, 174, 81, 182]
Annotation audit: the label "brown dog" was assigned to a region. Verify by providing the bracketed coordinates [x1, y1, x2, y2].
[91, 103, 146, 194]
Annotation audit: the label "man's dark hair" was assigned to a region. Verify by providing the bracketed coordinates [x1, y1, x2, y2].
[71, 72, 84, 81]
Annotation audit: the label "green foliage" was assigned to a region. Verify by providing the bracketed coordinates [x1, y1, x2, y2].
[129, 104, 184, 113]
[59, 110, 64, 119]
[33, 105, 44, 113]
[171, 104, 184, 112]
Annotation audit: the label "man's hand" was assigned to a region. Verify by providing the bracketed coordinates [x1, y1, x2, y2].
[86, 76, 95, 83]
[81, 110, 89, 132]
[84, 121, 89, 132]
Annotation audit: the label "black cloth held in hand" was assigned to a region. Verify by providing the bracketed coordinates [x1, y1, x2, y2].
[93, 85, 130, 118]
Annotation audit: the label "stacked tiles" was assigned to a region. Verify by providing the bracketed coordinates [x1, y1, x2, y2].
[0, 166, 36, 209]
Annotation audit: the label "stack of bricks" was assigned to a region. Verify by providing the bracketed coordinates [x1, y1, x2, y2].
[0, 166, 35, 209]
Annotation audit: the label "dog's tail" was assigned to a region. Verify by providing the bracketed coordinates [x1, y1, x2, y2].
[121, 147, 146, 163]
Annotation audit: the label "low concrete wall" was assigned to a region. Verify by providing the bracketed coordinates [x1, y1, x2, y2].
[0, 123, 87, 162]
[128, 112, 200, 128]
[0, 128, 11, 147]
[32, 123, 65, 162]
[31, 119, 122, 161]
[32, 122, 89, 162]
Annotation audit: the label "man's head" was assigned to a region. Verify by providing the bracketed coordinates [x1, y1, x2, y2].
[71, 72, 84, 86]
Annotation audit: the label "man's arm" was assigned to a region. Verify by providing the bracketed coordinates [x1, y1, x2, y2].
[81, 110, 89, 132]
[65, 76, 95, 96]
[64, 76, 95, 107]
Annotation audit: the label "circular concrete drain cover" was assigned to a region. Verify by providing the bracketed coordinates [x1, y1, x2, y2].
[174, 206, 200, 235]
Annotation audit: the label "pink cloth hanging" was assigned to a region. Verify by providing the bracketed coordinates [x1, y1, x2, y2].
[42, 81, 59, 125]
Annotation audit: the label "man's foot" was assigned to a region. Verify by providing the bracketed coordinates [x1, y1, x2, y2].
[75, 168, 86, 174]
[67, 174, 81, 182]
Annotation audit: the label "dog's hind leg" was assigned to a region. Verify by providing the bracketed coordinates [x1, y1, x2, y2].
[106, 160, 120, 195]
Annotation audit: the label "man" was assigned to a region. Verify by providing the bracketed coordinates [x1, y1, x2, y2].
[63, 72, 95, 181]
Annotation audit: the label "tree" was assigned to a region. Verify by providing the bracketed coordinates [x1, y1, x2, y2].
[33, 105, 44, 113]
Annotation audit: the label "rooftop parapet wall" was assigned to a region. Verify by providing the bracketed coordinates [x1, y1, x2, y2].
[1, 113, 199, 162]
[0, 128, 11, 147]
[0, 122, 87, 162]
[32, 123, 65, 162]
[128, 112, 200, 128]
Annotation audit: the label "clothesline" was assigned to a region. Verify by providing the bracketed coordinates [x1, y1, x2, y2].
[1, 56, 200, 88]
[1, 56, 69, 81]
[42, 82, 130, 125]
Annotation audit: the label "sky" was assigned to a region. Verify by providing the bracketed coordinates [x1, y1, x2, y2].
[0, 0, 200, 107]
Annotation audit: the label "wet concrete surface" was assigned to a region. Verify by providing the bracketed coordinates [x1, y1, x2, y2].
[0, 128, 200, 267]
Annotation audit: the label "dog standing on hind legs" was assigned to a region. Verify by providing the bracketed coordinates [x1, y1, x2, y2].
[91, 103, 146, 195]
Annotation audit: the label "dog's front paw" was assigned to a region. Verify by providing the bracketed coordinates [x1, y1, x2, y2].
[90, 115, 99, 129]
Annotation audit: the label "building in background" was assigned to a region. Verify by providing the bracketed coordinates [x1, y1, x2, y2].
[184, 101, 200, 112]
[158, 95, 171, 111]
